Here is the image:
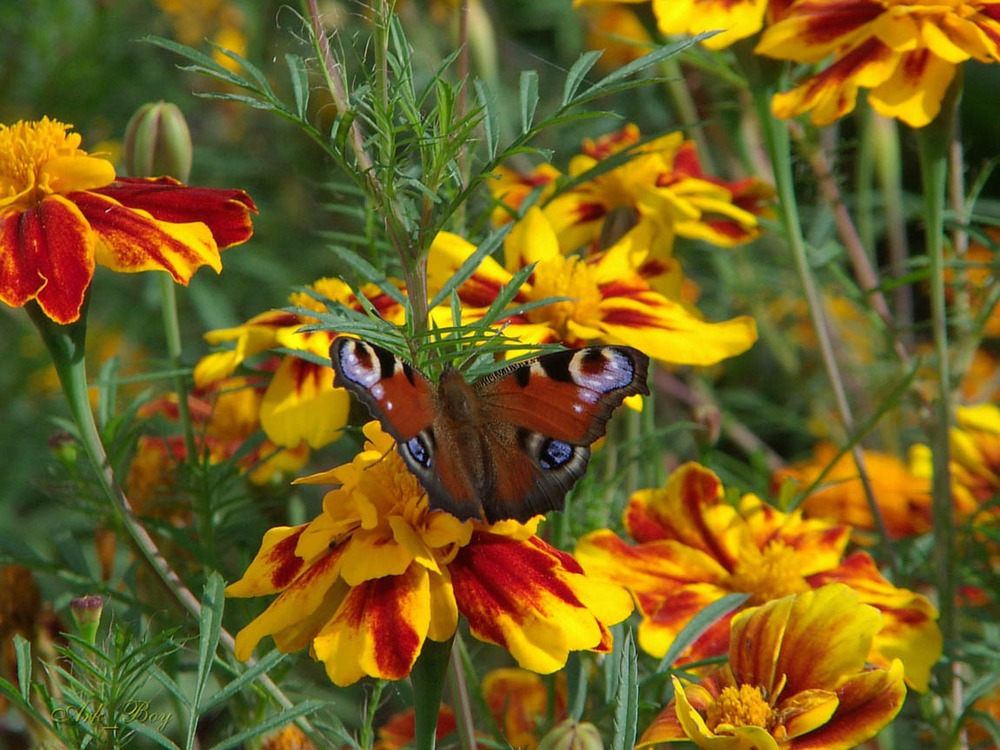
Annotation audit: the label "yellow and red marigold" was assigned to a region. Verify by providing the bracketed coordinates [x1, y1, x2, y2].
[429, 207, 758, 366]
[0, 117, 255, 324]
[492, 125, 773, 255]
[195, 277, 405, 450]
[638, 584, 906, 750]
[575, 462, 941, 691]
[756, 0, 1000, 127]
[226, 422, 633, 686]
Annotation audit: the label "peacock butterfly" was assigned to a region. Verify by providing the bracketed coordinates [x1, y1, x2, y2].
[330, 337, 650, 523]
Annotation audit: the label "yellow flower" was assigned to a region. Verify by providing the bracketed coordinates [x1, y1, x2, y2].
[543, 125, 774, 253]
[756, 0, 1000, 127]
[576, 462, 942, 690]
[0, 117, 255, 324]
[227, 422, 633, 686]
[574, 0, 770, 50]
[429, 208, 758, 366]
[194, 277, 401, 449]
[638, 584, 906, 750]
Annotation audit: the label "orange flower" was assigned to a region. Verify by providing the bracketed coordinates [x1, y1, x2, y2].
[775, 441, 934, 539]
[484, 668, 567, 750]
[576, 462, 941, 691]
[0, 117, 255, 324]
[543, 125, 774, 253]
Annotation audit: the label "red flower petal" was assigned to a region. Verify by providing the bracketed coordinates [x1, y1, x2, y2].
[91, 177, 256, 248]
[0, 195, 94, 324]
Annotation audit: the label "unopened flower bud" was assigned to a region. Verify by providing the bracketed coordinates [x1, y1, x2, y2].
[537, 719, 604, 750]
[70, 595, 104, 646]
[123, 102, 193, 181]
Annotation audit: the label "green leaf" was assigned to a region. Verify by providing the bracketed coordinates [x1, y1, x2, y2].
[656, 592, 749, 674]
[207, 701, 326, 750]
[186, 574, 225, 748]
[14, 635, 31, 703]
[410, 637, 454, 750]
[610, 629, 639, 750]
[519, 69, 540, 134]
[474, 80, 500, 161]
[561, 50, 604, 106]
[286, 53, 310, 119]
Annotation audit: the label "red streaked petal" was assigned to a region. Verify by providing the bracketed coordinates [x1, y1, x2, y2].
[808, 551, 941, 691]
[792, 662, 906, 750]
[450, 532, 626, 673]
[312, 563, 430, 686]
[0, 195, 94, 324]
[73, 190, 222, 282]
[91, 177, 256, 248]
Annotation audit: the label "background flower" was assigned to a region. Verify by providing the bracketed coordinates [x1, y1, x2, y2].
[576, 462, 941, 690]
[756, 0, 1000, 126]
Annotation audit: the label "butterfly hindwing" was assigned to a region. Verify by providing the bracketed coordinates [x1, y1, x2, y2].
[474, 346, 650, 521]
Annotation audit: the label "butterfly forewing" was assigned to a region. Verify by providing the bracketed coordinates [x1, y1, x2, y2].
[478, 346, 650, 442]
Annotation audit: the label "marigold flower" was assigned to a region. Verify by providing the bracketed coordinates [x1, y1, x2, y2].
[578, 4, 654, 70]
[575, 462, 941, 690]
[774, 441, 935, 539]
[637, 584, 906, 750]
[755, 0, 1000, 127]
[534, 125, 774, 253]
[428, 208, 758, 366]
[576, 0, 770, 50]
[131, 377, 309, 496]
[226, 422, 633, 687]
[0, 117, 255, 324]
[484, 668, 568, 750]
[910, 402, 1000, 510]
[195, 277, 403, 449]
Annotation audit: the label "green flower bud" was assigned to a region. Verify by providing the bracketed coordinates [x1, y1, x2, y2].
[537, 720, 604, 750]
[69, 595, 104, 646]
[123, 102, 193, 181]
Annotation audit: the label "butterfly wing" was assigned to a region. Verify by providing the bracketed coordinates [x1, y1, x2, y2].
[329, 337, 435, 443]
[330, 337, 487, 521]
[475, 346, 650, 522]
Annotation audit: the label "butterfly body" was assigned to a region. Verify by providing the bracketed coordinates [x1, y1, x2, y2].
[331, 337, 650, 523]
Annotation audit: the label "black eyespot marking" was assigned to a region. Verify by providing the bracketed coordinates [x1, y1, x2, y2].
[405, 433, 433, 468]
[539, 438, 573, 469]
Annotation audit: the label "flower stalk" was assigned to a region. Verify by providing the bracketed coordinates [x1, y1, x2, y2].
[914, 76, 961, 711]
[737, 45, 897, 573]
[25, 301, 318, 739]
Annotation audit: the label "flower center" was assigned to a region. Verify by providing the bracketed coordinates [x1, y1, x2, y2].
[706, 684, 774, 733]
[526, 255, 603, 337]
[726, 541, 810, 605]
[0, 118, 83, 204]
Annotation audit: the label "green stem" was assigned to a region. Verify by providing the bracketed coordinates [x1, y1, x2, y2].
[736, 45, 897, 574]
[159, 275, 198, 467]
[914, 83, 960, 707]
[25, 301, 317, 739]
[411, 636, 455, 750]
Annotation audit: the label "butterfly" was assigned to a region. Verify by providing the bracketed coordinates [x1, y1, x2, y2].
[330, 337, 651, 523]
